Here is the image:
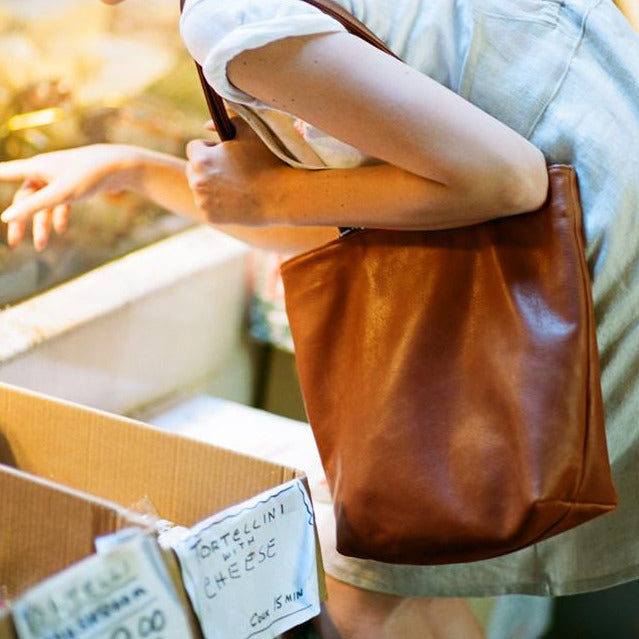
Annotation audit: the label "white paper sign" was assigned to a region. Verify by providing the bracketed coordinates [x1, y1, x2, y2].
[12, 532, 193, 639]
[170, 479, 320, 639]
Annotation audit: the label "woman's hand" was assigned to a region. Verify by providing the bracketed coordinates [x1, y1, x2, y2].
[0, 144, 142, 250]
[186, 118, 286, 226]
[0, 131, 329, 253]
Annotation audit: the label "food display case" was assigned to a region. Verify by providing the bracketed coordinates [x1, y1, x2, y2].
[0, 0, 258, 414]
[0, 0, 211, 306]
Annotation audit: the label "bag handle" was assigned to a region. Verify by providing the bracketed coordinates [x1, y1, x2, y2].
[179, 0, 398, 141]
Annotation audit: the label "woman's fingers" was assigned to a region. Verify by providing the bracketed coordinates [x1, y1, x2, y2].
[3, 179, 69, 250]
[185, 138, 212, 170]
[5, 205, 70, 250]
[0, 158, 33, 183]
[32, 209, 53, 252]
[187, 118, 256, 167]
[52, 204, 71, 234]
[6, 181, 37, 248]
[12, 178, 45, 200]
[1, 181, 70, 223]
[6, 219, 27, 248]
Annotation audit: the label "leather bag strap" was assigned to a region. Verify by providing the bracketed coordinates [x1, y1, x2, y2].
[179, 0, 399, 140]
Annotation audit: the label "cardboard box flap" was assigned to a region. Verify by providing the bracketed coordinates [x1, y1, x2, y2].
[0, 466, 150, 599]
[0, 383, 301, 526]
[0, 382, 325, 635]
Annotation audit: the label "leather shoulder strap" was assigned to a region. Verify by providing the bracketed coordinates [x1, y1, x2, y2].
[179, 0, 398, 140]
[295, 0, 397, 58]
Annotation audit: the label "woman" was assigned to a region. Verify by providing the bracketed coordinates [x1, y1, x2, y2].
[1, 0, 638, 637]
[614, 0, 639, 29]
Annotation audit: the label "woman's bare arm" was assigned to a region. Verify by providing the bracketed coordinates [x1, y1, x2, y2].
[0, 144, 336, 253]
[223, 32, 548, 227]
[124, 147, 339, 252]
[0, 32, 551, 250]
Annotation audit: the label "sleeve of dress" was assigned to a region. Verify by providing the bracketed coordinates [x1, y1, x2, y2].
[179, 0, 346, 108]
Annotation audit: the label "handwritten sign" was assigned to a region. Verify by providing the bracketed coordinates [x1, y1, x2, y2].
[12, 532, 193, 639]
[170, 479, 320, 639]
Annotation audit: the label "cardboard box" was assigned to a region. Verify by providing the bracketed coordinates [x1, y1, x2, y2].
[0, 382, 325, 637]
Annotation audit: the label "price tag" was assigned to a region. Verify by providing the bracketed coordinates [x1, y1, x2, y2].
[12, 532, 193, 639]
[170, 479, 320, 639]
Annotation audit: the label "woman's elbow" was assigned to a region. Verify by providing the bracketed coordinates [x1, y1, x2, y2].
[499, 147, 549, 214]
[449, 146, 549, 223]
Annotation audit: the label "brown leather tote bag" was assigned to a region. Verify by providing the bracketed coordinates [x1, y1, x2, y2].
[182, 0, 618, 565]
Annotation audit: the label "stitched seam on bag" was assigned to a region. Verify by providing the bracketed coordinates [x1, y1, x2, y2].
[568, 167, 597, 507]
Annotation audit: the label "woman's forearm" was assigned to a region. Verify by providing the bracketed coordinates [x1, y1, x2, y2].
[185, 118, 547, 232]
[264, 160, 542, 230]
[128, 147, 202, 220]
[130, 147, 337, 253]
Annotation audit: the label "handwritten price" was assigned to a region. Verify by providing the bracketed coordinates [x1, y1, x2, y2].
[109, 609, 166, 639]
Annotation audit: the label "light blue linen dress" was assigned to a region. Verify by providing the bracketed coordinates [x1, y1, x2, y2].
[181, 0, 639, 597]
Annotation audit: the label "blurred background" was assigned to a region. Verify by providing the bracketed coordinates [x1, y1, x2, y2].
[0, 0, 208, 306]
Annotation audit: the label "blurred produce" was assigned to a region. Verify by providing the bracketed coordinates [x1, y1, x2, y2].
[0, 0, 210, 306]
